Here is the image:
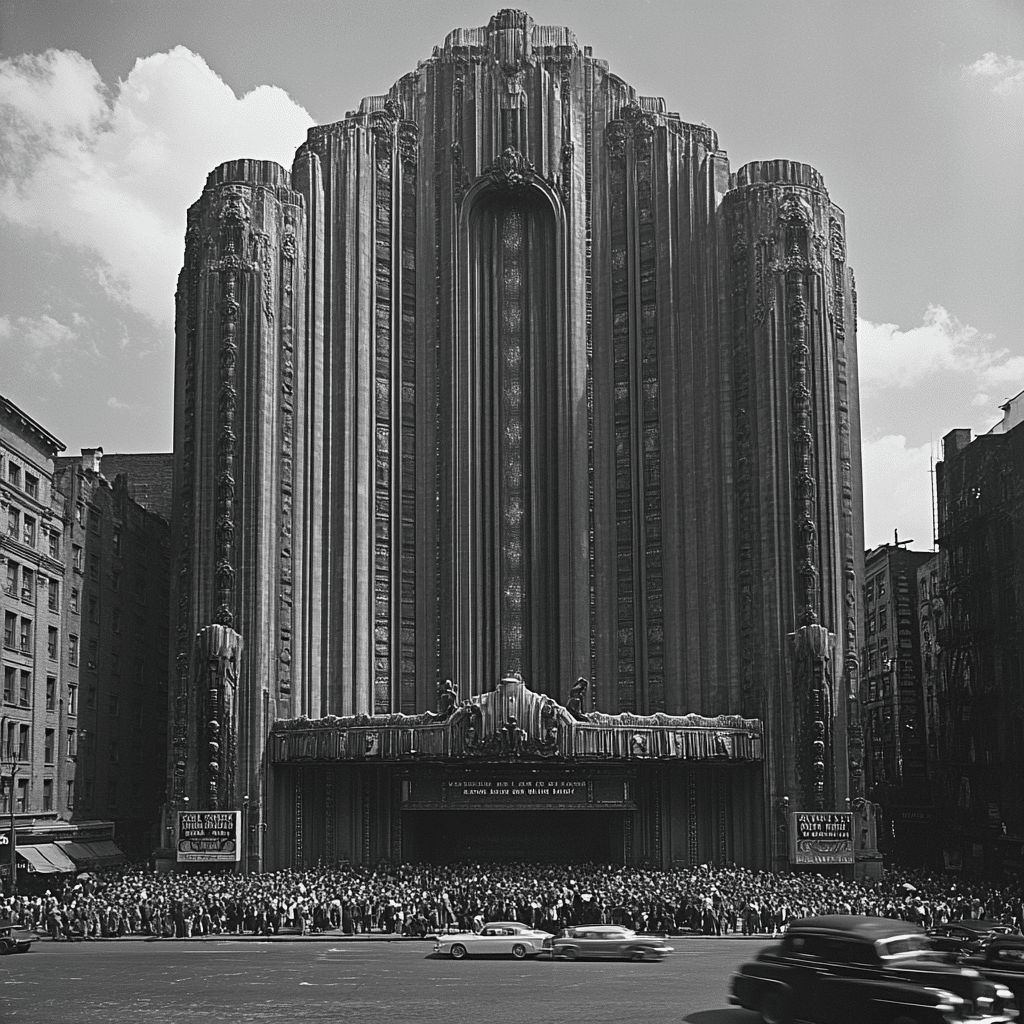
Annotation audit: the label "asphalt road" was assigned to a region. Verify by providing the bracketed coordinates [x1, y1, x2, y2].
[0, 937, 771, 1024]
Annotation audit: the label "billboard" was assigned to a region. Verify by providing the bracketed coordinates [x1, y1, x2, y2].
[789, 811, 854, 865]
[177, 811, 241, 863]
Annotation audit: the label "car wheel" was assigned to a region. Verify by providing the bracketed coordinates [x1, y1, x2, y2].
[450, 944, 468, 960]
[630, 949, 646, 962]
[560, 947, 578, 960]
[0, 943, 11, 956]
[511, 944, 527, 960]
[760, 989, 791, 1024]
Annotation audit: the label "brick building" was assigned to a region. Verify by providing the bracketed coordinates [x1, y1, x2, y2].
[54, 451, 171, 859]
[0, 396, 69, 839]
[861, 542, 933, 864]
[933, 392, 1024, 879]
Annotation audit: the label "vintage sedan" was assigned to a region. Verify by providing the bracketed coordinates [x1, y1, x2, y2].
[962, 936, 1024, 1009]
[729, 915, 1017, 1024]
[929, 921, 1016, 955]
[548, 925, 674, 961]
[0, 921, 37, 954]
[434, 921, 551, 960]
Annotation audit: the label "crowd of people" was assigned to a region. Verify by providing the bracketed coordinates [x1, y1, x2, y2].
[3, 862, 1023, 941]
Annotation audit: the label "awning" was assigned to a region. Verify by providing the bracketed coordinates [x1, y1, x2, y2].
[16, 843, 78, 874]
[55, 839, 126, 868]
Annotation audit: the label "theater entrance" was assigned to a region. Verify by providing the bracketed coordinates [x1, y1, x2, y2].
[402, 809, 627, 864]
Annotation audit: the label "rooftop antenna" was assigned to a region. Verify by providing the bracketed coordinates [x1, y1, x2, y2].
[929, 450, 937, 552]
[893, 528, 913, 549]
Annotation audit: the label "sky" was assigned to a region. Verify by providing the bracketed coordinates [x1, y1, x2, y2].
[0, 0, 1021, 552]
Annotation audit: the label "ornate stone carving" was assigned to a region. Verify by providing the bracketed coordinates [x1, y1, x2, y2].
[195, 624, 242, 811]
[483, 146, 535, 190]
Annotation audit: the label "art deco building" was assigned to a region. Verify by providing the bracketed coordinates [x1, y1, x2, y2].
[171, 11, 868, 871]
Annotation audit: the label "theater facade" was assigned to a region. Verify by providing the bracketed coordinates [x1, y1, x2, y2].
[168, 11, 874, 873]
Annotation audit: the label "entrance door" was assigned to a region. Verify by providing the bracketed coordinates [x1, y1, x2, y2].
[403, 810, 625, 863]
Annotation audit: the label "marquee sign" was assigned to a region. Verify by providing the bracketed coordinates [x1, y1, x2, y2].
[789, 811, 854, 865]
[445, 778, 589, 804]
[177, 811, 241, 863]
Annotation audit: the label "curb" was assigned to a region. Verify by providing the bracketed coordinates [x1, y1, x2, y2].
[41, 932, 779, 944]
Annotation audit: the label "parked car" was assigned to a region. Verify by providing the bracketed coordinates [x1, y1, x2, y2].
[962, 936, 1024, 1009]
[728, 914, 1017, 1024]
[547, 925, 674, 961]
[0, 921, 37, 954]
[433, 921, 551, 959]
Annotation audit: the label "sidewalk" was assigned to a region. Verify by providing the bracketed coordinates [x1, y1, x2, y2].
[44, 929, 779, 944]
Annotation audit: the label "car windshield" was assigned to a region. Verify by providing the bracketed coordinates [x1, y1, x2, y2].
[877, 935, 933, 958]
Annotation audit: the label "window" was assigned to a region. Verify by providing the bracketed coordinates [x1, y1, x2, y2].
[18, 723, 29, 760]
[42, 779, 52, 812]
[109, 694, 119, 717]
[7, 463, 19, 487]
[19, 617, 31, 653]
[87, 638, 97, 668]
[68, 634, 79, 666]
[83, 779, 93, 809]
[75, 502, 84, 526]
[112, 526, 121, 556]
[47, 578, 59, 610]
[2, 666, 13, 702]
[111, 570, 120, 594]
[24, 473, 38, 499]
[3, 612, 16, 648]
[108, 779, 118, 809]
[89, 553, 99, 580]
[67, 684, 77, 716]
[44, 729, 54, 763]
[878, 607, 888, 632]
[46, 676, 55, 711]
[4, 560, 15, 596]
[47, 626, 57, 659]
[6, 507, 18, 539]
[15, 779, 27, 813]
[108, 739, 119, 764]
[0, 778, 9, 815]
[66, 780, 74, 810]
[88, 595, 98, 623]
[48, 530, 60, 559]
[88, 508, 100, 534]
[877, 575, 887, 597]
[134, 660, 145, 686]
[87, 685, 96, 710]
[18, 670, 30, 706]
[112, 607, 121, 633]
[20, 567, 33, 602]
[72, 544, 83, 571]
[23, 515, 36, 546]
[70, 588, 79, 613]
[111, 651, 120, 674]
[3, 721, 13, 760]
[66, 728, 76, 758]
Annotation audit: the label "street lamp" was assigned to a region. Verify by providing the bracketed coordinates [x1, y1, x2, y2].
[241, 794, 249, 876]
[0, 719, 17, 899]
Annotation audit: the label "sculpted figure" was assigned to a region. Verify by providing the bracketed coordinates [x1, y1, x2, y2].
[567, 677, 590, 721]
[437, 678, 459, 720]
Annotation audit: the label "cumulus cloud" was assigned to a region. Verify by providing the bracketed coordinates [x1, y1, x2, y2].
[861, 435, 936, 551]
[964, 52, 1024, 95]
[857, 305, 1024, 395]
[0, 312, 81, 382]
[0, 47, 314, 326]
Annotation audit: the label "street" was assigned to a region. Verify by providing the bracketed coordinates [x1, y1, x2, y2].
[0, 936, 770, 1024]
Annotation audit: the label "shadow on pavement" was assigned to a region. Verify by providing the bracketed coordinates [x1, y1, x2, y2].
[684, 1010, 761, 1024]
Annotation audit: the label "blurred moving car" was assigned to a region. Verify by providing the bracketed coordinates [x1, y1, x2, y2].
[547, 925, 674, 961]
[928, 921, 1017, 955]
[433, 921, 551, 959]
[729, 915, 1017, 1023]
[0, 921, 37, 955]
[962, 936, 1024, 1009]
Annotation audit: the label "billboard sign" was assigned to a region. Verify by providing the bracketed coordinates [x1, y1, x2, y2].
[790, 811, 854, 865]
[177, 811, 241, 863]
